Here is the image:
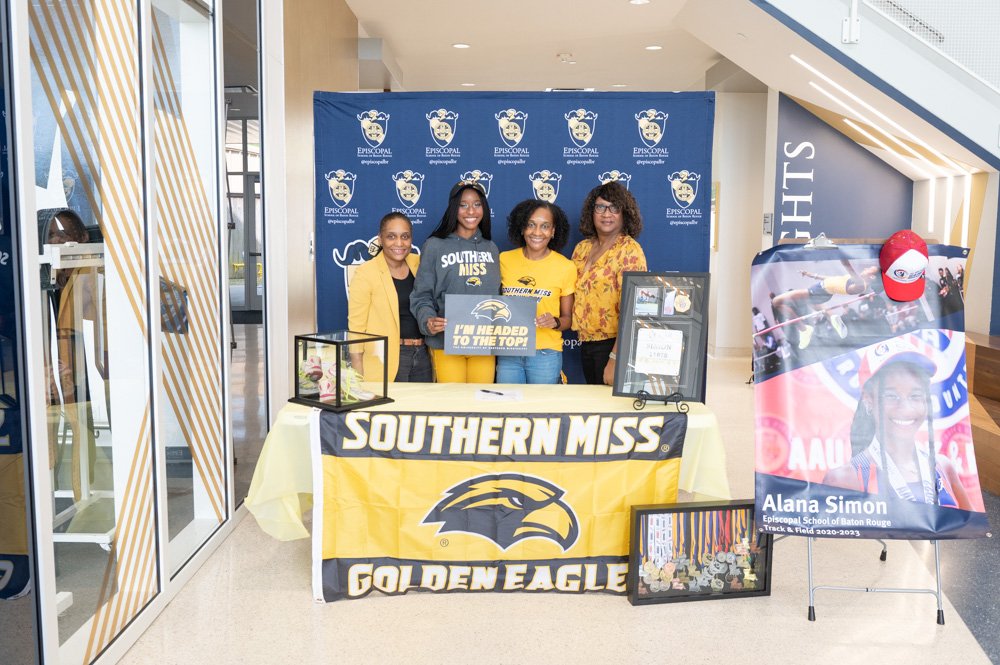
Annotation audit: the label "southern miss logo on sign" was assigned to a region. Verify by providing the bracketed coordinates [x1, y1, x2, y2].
[471, 299, 511, 323]
[316, 410, 687, 601]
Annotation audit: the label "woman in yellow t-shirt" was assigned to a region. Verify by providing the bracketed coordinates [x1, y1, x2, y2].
[571, 182, 647, 385]
[498, 200, 576, 384]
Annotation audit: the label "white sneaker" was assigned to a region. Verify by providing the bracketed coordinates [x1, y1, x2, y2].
[797, 324, 814, 350]
[830, 314, 848, 339]
[324, 363, 375, 402]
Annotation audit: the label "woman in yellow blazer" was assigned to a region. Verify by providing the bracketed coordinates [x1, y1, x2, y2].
[348, 212, 432, 382]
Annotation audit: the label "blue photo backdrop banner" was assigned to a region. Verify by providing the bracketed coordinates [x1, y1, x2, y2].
[314, 91, 715, 378]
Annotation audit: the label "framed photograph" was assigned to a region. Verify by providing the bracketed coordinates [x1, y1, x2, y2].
[628, 500, 773, 606]
[613, 272, 710, 402]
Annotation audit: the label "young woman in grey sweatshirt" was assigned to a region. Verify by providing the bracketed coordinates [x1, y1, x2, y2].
[410, 181, 501, 382]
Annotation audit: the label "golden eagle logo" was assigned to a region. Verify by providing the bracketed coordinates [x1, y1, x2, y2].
[423, 474, 580, 551]
[517, 276, 536, 287]
[471, 299, 511, 322]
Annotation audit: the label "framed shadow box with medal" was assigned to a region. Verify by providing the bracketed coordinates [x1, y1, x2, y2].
[612, 272, 709, 405]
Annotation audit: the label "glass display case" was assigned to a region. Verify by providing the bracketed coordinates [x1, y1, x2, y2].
[290, 331, 392, 411]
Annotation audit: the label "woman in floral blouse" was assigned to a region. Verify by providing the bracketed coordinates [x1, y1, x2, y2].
[570, 182, 647, 385]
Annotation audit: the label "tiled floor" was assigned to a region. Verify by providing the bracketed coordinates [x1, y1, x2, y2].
[121, 356, 996, 665]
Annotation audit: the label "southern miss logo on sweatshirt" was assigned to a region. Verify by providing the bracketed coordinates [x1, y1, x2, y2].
[440, 249, 495, 277]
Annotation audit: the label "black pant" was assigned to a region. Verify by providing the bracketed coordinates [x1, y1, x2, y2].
[580, 338, 616, 385]
[395, 345, 433, 382]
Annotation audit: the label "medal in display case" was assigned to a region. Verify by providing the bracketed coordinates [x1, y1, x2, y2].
[290, 331, 392, 411]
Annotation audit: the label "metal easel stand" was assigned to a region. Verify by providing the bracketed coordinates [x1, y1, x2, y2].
[632, 390, 689, 413]
[806, 537, 944, 625]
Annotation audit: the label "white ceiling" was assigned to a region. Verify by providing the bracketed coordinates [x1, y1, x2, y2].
[343, 0, 993, 176]
[348, 0, 724, 92]
[218, 0, 995, 176]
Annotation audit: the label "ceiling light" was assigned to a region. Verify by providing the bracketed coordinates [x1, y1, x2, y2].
[792, 54, 969, 175]
[629, 0, 650, 4]
[611, 84, 627, 88]
[645, 45, 662, 51]
[461, 83, 476, 87]
[452, 43, 470, 49]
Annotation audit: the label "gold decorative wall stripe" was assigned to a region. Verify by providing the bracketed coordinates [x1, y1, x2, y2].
[30, 3, 148, 337]
[152, 126, 226, 509]
[83, 409, 155, 665]
[150, 10, 226, 522]
[29, 2, 157, 663]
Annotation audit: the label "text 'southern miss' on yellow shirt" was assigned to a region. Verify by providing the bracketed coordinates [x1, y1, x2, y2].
[571, 235, 647, 342]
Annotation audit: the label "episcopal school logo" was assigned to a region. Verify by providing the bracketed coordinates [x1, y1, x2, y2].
[426, 108, 459, 147]
[423, 473, 580, 551]
[598, 170, 632, 189]
[495, 108, 528, 147]
[458, 170, 493, 197]
[357, 109, 389, 147]
[635, 109, 668, 147]
[392, 170, 425, 209]
[565, 108, 598, 147]
[325, 170, 356, 208]
[667, 170, 700, 208]
[529, 170, 562, 203]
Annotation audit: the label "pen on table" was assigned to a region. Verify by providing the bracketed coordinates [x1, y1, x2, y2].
[480, 389, 505, 396]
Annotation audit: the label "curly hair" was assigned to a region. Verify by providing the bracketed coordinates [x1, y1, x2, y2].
[506, 199, 570, 251]
[578, 181, 642, 239]
[429, 181, 492, 240]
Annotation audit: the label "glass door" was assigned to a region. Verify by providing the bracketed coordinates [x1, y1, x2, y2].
[0, 2, 41, 660]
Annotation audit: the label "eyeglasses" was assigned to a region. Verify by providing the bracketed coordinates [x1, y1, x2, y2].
[594, 203, 621, 214]
[880, 391, 928, 407]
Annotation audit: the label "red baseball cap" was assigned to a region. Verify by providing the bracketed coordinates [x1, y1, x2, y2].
[880, 230, 928, 302]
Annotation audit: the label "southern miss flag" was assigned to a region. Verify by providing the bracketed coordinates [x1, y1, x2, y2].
[313, 409, 687, 601]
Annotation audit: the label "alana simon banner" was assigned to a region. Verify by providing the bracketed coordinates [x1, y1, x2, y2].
[313, 91, 716, 353]
[751, 242, 988, 539]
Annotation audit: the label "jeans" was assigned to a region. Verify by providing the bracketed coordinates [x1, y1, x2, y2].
[496, 349, 562, 384]
[395, 345, 433, 382]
